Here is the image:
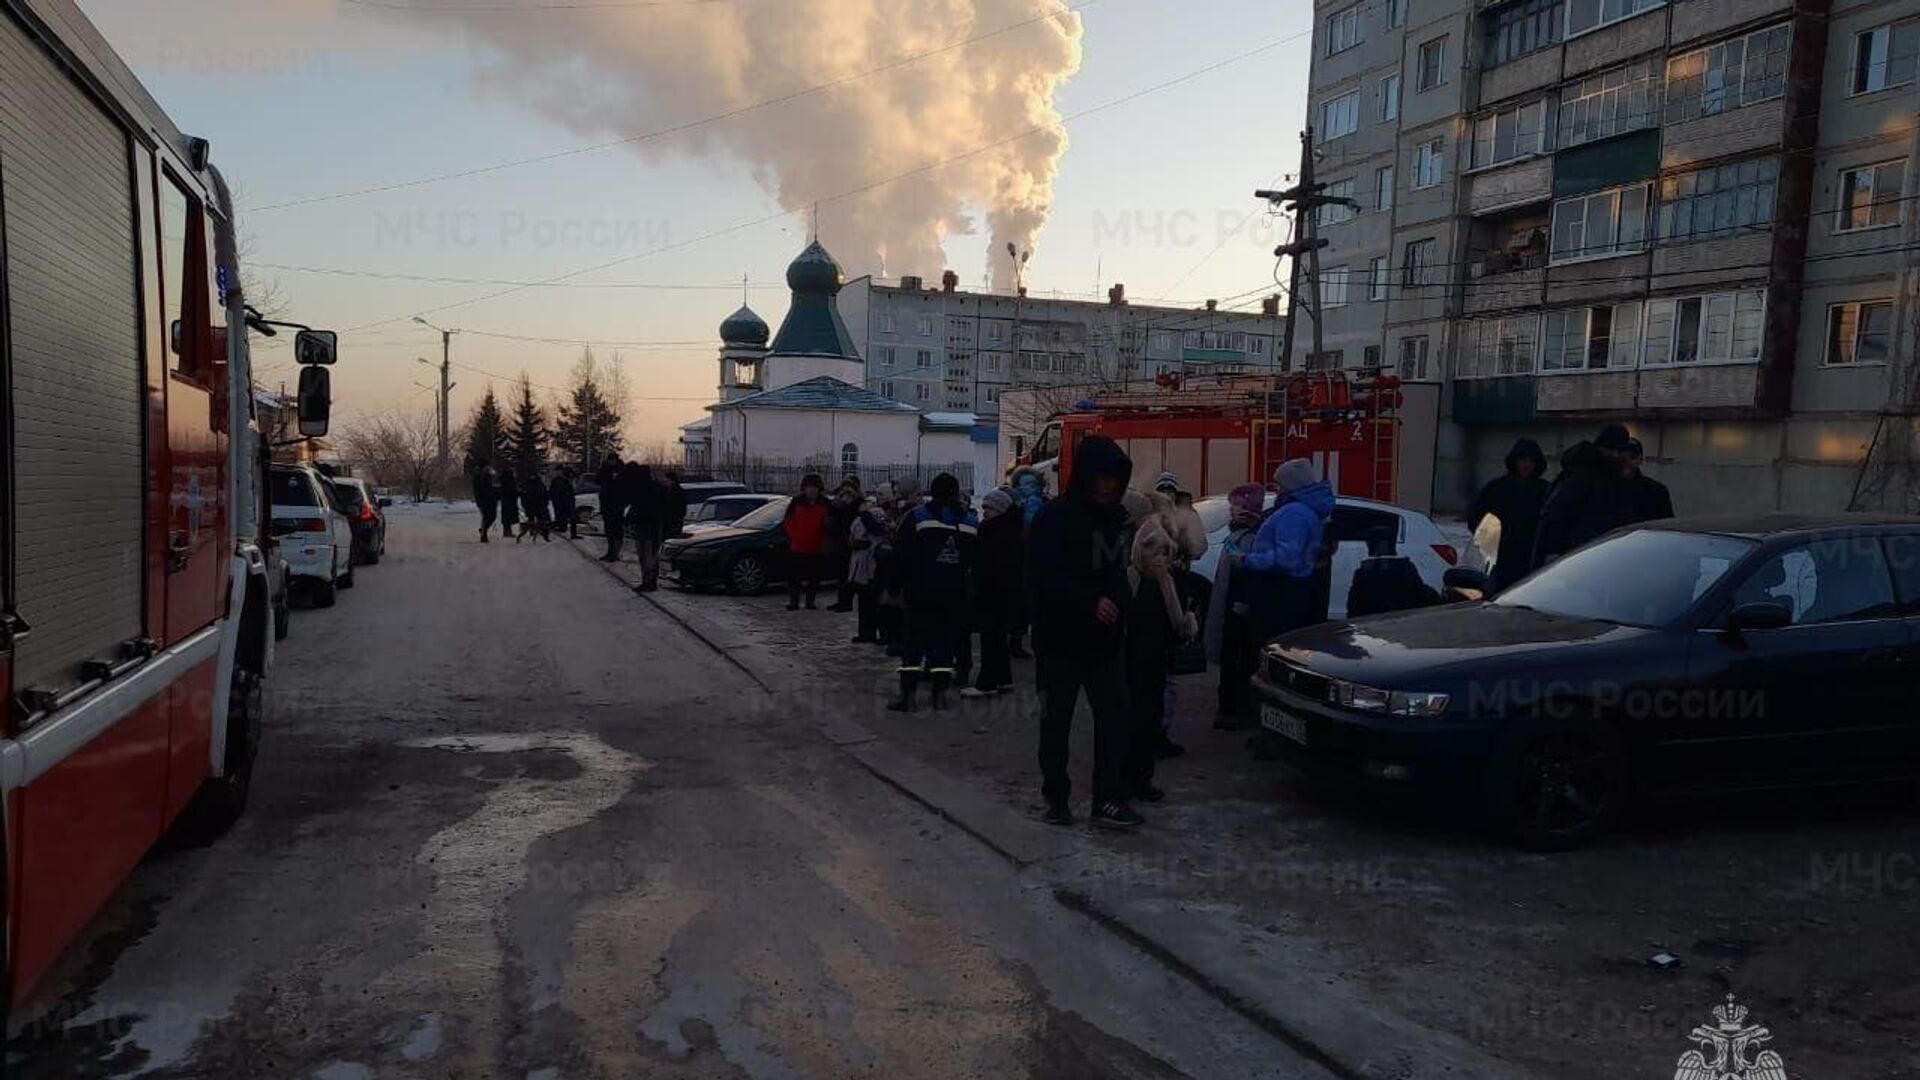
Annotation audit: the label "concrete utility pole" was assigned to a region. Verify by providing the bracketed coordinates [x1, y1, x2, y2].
[414, 317, 459, 470]
[1260, 127, 1353, 374]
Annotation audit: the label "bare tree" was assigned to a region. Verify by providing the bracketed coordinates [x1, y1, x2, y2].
[340, 406, 450, 502]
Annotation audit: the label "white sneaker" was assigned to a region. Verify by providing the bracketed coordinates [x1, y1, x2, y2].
[958, 686, 997, 700]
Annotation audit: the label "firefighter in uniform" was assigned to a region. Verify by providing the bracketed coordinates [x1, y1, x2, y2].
[888, 473, 978, 712]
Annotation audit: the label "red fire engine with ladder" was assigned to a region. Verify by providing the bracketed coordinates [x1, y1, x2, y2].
[1017, 370, 1404, 500]
[0, 0, 336, 1019]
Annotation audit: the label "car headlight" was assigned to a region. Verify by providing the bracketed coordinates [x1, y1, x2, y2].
[1331, 679, 1450, 718]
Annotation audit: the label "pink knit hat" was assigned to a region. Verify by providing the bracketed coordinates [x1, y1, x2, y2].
[1229, 483, 1265, 517]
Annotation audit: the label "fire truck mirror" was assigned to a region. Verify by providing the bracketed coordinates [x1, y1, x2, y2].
[297, 366, 332, 438]
[294, 329, 338, 366]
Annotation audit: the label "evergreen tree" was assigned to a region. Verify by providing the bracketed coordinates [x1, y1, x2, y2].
[554, 347, 625, 472]
[463, 387, 509, 475]
[504, 373, 549, 475]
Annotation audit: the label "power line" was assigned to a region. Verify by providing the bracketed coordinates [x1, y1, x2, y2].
[257, 0, 1101, 211]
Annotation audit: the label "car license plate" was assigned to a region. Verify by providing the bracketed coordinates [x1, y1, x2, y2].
[1261, 704, 1307, 745]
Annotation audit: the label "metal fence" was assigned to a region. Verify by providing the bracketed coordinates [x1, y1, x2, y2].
[707, 457, 976, 495]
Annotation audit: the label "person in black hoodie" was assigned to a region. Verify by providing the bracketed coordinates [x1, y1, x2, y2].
[625, 462, 663, 590]
[1623, 438, 1675, 523]
[596, 454, 626, 562]
[550, 467, 579, 540]
[472, 463, 500, 543]
[518, 471, 552, 543]
[1027, 435, 1141, 830]
[961, 488, 1025, 699]
[1469, 437, 1550, 591]
[1532, 424, 1637, 569]
[497, 465, 521, 540]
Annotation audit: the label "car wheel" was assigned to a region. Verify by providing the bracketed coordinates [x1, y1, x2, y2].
[340, 563, 356, 590]
[175, 668, 263, 846]
[727, 555, 767, 595]
[312, 575, 338, 609]
[274, 596, 291, 641]
[365, 540, 382, 566]
[1487, 721, 1624, 851]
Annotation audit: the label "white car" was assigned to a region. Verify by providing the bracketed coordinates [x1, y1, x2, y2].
[1189, 494, 1458, 620]
[270, 464, 355, 608]
[681, 493, 785, 535]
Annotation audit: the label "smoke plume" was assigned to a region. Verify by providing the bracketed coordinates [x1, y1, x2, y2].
[390, 0, 1083, 287]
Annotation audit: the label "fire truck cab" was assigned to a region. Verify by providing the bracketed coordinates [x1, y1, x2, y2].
[0, 0, 334, 1015]
[1017, 371, 1404, 502]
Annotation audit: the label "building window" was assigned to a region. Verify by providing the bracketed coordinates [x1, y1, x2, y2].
[1471, 99, 1550, 169]
[1665, 25, 1790, 124]
[1398, 335, 1431, 379]
[1413, 139, 1446, 189]
[1322, 91, 1361, 139]
[1557, 59, 1660, 149]
[914, 383, 931, 401]
[1458, 315, 1539, 378]
[1326, 5, 1363, 54]
[914, 348, 933, 371]
[1566, 0, 1664, 39]
[1417, 37, 1448, 90]
[1388, 0, 1408, 29]
[879, 345, 896, 367]
[1542, 302, 1642, 371]
[1375, 165, 1395, 211]
[985, 323, 1005, 342]
[1317, 178, 1358, 227]
[1642, 290, 1764, 365]
[1369, 256, 1390, 300]
[1838, 160, 1907, 231]
[1307, 350, 1345, 372]
[1826, 301, 1894, 365]
[915, 316, 934, 337]
[1379, 74, 1401, 121]
[878, 313, 896, 333]
[1402, 238, 1437, 287]
[1322, 267, 1351, 307]
[1482, 0, 1563, 68]
[841, 442, 859, 472]
[1850, 21, 1920, 95]
[1657, 157, 1779, 244]
[1550, 184, 1648, 262]
[880, 380, 896, 397]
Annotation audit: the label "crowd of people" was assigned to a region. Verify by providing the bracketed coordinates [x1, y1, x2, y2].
[470, 462, 582, 544]
[466, 422, 1676, 832]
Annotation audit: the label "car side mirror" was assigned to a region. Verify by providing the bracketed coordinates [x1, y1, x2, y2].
[297, 366, 331, 437]
[1443, 566, 1490, 601]
[1727, 601, 1793, 632]
[294, 329, 338, 366]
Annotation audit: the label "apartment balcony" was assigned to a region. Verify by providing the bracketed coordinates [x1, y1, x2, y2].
[1544, 250, 1651, 308]
[1536, 370, 1638, 412]
[1638, 362, 1762, 410]
[1464, 261, 1545, 315]
[1467, 157, 1553, 215]
[1481, 48, 1561, 106]
[1671, 0, 1793, 48]
[1661, 99, 1785, 170]
[1564, 10, 1666, 79]
[1649, 232, 1774, 294]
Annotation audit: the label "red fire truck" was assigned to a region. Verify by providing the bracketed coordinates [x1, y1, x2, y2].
[1017, 371, 1404, 500]
[0, 0, 334, 1016]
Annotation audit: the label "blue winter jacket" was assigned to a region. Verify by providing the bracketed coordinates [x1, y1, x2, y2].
[1244, 481, 1335, 578]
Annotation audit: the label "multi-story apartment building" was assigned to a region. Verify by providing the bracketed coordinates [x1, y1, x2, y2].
[1301, 0, 1920, 514]
[838, 272, 1288, 418]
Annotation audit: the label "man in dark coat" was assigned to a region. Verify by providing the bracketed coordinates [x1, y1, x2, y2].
[888, 473, 977, 711]
[1346, 527, 1442, 618]
[1027, 435, 1140, 830]
[961, 488, 1025, 699]
[497, 465, 521, 539]
[661, 469, 689, 543]
[549, 467, 579, 539]
[1469, 437, 1550, 591]
[1532, 425, 1637, 569]
[1623, 438, 1675, 523]
[472, 463, 500, 543]
[625, 462, 664, 590]
[826, 476, 864, 612]
[518, 470, 552, 543]
[596, 454, 626, 562]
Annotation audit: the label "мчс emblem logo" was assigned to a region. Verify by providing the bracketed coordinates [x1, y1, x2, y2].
[1673, 995, 1787, 1080]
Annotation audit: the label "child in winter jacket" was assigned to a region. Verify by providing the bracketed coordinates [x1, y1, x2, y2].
[1123, 505, 1200, 802]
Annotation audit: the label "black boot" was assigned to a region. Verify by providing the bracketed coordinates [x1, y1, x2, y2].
[930, 671, 952, 711]
[887, 671, 921, 712]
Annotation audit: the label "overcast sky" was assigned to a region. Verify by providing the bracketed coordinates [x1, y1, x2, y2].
[75, 0, 1310, 447]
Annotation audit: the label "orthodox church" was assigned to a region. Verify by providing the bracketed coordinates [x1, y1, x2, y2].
[680, 242, 985, 486]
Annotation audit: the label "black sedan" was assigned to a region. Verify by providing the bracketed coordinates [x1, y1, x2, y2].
[661, 496, 791, 594]
[330, 478, 390, 566]
[1252, 515, 1920, 849]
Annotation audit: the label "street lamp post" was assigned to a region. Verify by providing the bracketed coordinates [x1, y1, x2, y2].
[413, 317, 457, 470]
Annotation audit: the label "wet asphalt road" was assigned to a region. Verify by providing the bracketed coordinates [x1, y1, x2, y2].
[10, 504, 1324, 1080]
